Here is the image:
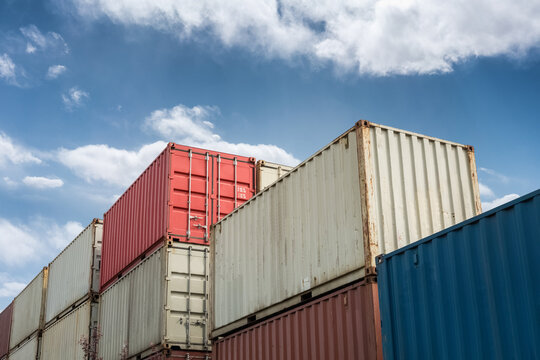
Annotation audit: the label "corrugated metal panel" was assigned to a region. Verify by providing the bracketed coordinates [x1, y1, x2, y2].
[99, 243, 209, 360]
[255, 160, 293, 193]
[10, 268, 47, 349]
[214, 281, 382, 360]
[0, 303, 12, 358]
[101, 144, 255, 291]
[211, 121, 481, 336]
[41, 300, 96, 360]
[8, 334, 38, 360]
[45, 220, 102, 324]
[376, 189, 540, 360]
[144, 350, 211, 359]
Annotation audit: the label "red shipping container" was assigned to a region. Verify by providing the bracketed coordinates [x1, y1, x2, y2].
[101, 143, 255, 291]
[213, 280, 383, 360]
[0, 303, 13, 358]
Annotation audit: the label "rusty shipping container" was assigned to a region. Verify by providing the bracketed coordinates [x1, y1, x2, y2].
[45, 219, 102, 325]
[40, 300, 98, 360]
[211, 121, 481, 336]
[9, 268, 47, 351]
[99, 242, 210, 360]
[255, 160, 293, 192]
[0, 303, 12, 358]
[376, 189, 540, 360]
[101, 143, 255, 291]
[213, 280, 382, 360]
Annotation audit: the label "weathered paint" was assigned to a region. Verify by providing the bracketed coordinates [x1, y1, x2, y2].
[8, 334, 38, 360]
[255, 160, 293, 192]
[211, 121, 481, 336]
[377, 189, 540, 360]
[9, 268, 47, 350]
[101, 144, 255, 291]
[144, 350, 211, 359]
[0, 303, 12, 358]
[99, 242, 210, 360]
[214, 281, 382, 360]
[41, 300, 98, 360]
[45, 219, 102, 324]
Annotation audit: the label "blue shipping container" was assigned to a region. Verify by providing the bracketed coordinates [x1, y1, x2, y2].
[377, 189, 540, 360]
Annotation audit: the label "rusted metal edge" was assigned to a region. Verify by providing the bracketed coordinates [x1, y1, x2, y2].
[466, 145, 483, 215]
[356, 121, 379, 271]
[39, 267, 48, 333]
[210, 267, 366, 339]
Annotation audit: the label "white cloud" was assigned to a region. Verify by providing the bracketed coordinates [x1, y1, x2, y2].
[71, 0, 540, 75]
[3, 177, 17, 187]
[62, 87, 89, 109]
[23, 176, 64, 189]
[145, 104, 300, 165]
[0, 218, 84, 267]
[0, 273, 27, 298]
[46, 65, 67, 79]
[478, 182, 495, 199]
[482, 193, 520, 211]
[0, 132, 42, 167]
[20, 25, 69, 54]
[58, 141, 168, 187]
[479, 167, 510, 184]
[0, 54, 17, 84]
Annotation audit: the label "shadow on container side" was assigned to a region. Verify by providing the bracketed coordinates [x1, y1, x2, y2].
[143, 349, 211, 359]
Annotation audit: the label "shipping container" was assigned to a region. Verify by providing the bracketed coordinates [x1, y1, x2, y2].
[0, 303, 12, 358]
[45, 219, 102, 325]
[143, 350, 211, 359]
[99, 242, 210, 359]
[376, 189, 540, 360]
[10, 268, 47, 350]
[8, 333, 38, 360]
[211, 121, 481, 336]
[255, 160, 293, 192]
[214, 280, 382, 360]
[101, 143, 255, 291]
[40, 299, 98, 360]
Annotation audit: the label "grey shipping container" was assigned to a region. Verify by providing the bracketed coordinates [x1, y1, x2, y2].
[8, 333, 39, 360]
[45, 219, 102, 325]
[99, 242, 210, 360]
[376, 189, 540, 360]
[211, 121, 481, 336]
[255, 160, 293, 192]
[10, 268, 47, 350]
[41, 299, 98, 360]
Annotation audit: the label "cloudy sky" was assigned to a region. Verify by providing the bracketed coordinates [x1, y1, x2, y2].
[1, 0, 539, 309]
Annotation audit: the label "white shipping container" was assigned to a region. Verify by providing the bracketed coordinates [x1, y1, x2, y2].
[9, 268, 47, 350]
[99, 242, 209, 360]
[256, 160, 293, 192]
[211, 121, 482, 336]
[40, 300, 98, 360]
[8, 333, 38, 360]
[45, 219, 102, 324]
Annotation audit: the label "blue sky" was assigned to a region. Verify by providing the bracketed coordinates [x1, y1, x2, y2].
[1, 0, 539, 310]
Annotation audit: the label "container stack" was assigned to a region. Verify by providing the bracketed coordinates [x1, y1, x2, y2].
[39, 219, 103, 360]
[98, 143, 259, 359]
[210, 121, 482, 359]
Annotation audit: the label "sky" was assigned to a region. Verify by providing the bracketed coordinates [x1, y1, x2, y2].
[0, 0, 539, 310]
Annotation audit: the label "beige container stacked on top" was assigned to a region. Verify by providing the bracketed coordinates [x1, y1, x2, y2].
[256, 160, 294, 192]
[39, 219, 102, 360]
[211, 120, 482, 337]
[9, 268, 47, 353]
[99, 242, 210, 360]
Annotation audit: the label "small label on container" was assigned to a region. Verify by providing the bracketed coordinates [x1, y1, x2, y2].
[301, 277, 311, 291]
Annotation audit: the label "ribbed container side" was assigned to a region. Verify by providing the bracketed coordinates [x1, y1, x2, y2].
[0, 303, 12, 358]
[144, 350, 211, 359]
[377, 190, 540, 360]
[211, 121, 481, 336]
[214, 281, 382, 360]
[45, 220, 102, 324]
[101, 145, 169, 291]
[10, 269, 46, 349]
[41, 300, 96, 360]
[255, 160, 294, 192]
[99, 243, 210, 360]
[101, 144, 255, 291]
[8, 334, 38, 360]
